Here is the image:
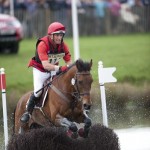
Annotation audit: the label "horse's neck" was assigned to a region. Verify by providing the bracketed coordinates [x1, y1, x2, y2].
[59, 66, 76, 92]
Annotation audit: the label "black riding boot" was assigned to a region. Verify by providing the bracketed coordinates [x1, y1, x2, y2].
[20, 94, 39, 123]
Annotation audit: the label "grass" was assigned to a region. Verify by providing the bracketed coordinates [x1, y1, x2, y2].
[0, 33, 150, 94]
[79, 34, 150, 83]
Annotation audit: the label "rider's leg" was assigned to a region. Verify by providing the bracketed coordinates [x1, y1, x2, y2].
[20, 68, 51, 123]
[20, 93, 39, 123]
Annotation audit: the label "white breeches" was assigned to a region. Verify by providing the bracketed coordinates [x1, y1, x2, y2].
[33, 68, 56, 97]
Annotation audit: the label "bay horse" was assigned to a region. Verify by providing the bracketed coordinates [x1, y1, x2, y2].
[14, 59, 93, 138]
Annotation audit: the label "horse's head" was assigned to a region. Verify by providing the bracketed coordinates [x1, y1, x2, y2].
[72, 59, 93, 111]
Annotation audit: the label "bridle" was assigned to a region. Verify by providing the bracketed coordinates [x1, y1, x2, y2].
[71, 72, 91, 100]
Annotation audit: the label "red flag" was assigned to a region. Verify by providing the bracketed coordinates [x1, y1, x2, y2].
[0, 73, 6, 90]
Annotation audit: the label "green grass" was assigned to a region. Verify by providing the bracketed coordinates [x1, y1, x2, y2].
[0, 33, 150, 94]
[79, 34, 150, 83]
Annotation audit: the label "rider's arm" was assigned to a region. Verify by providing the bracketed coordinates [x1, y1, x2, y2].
[41, 60, 59, 71]
[37, 42, 59, 71]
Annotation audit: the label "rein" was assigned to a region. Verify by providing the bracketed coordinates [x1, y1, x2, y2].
[35, 63, 75, 95]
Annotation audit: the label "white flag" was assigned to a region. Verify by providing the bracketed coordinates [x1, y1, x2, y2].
[98, 67, 117, 83]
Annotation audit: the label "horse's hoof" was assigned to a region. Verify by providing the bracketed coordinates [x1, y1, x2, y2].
[78, 127, 90, 138]
[78, 128, 84, 137]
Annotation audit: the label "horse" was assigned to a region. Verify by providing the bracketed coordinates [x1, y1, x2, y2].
[14, 59, 93, 138]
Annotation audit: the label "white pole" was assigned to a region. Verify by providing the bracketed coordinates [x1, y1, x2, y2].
[0, 68, 9, 150]
[100, 84, 108, 127]
[98, 62, 108, 127]
[71, 0, 80, 60]
[10, 0, 14, 16]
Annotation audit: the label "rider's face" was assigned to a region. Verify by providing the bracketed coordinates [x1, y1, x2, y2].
[51, 33, 63, 44]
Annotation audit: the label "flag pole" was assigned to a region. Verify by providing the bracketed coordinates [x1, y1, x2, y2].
[71, 0, 80, 60]
[0, 68, 9, 149]
[98, 61, 108, 127]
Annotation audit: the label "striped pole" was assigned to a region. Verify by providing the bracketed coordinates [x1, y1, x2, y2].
[0, 68, 8, 149]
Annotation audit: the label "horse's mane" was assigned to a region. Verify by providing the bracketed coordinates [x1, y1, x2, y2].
[55, 59, 92, 77]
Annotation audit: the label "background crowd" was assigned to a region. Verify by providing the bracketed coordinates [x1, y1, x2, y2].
[0, 0, 149, 37]
[0, 0, 148, 14]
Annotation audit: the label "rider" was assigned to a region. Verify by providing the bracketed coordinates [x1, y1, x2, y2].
[20, 22, 72, 123]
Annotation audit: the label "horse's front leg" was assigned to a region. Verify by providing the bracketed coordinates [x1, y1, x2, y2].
[55, 114, 78, 138]
[83, 109, 92, 137]
[77, 110, 92, 138]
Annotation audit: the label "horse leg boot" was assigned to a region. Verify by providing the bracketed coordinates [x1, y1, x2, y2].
[78, 110, 92, 138]
[20, 93, 39, 123]
[83, 117, 92, 137]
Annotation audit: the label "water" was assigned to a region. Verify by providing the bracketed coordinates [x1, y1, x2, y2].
[115, 127, 150, 150]
[89, 101, 150, 150]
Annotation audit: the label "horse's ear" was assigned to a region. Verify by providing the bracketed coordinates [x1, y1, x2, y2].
[90, 59, 92, 68]
[76, 59, 80, 71]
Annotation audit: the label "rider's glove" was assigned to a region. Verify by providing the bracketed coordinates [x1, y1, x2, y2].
[59, 65, 68, 72]
[56, 65, 69, 75]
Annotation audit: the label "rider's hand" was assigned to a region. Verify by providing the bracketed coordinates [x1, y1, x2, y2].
[56, 65, 69, 75]
[59, 65, 68, 72]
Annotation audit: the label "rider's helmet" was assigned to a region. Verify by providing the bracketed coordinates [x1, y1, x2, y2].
[47, 22, 65, 35]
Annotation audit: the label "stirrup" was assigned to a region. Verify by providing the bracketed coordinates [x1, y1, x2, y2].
[20, 112, 31, 123]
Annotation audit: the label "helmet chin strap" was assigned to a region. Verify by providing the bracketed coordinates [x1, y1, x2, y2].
[60, 34, 64, 43]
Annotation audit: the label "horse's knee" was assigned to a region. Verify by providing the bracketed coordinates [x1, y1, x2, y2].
[84, 117, 92, 128]
[69, 123, 78, 132]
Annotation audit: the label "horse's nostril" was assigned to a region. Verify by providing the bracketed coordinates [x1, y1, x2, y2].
[84, 104, 91, 110]
[88, 105, 91, 110]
